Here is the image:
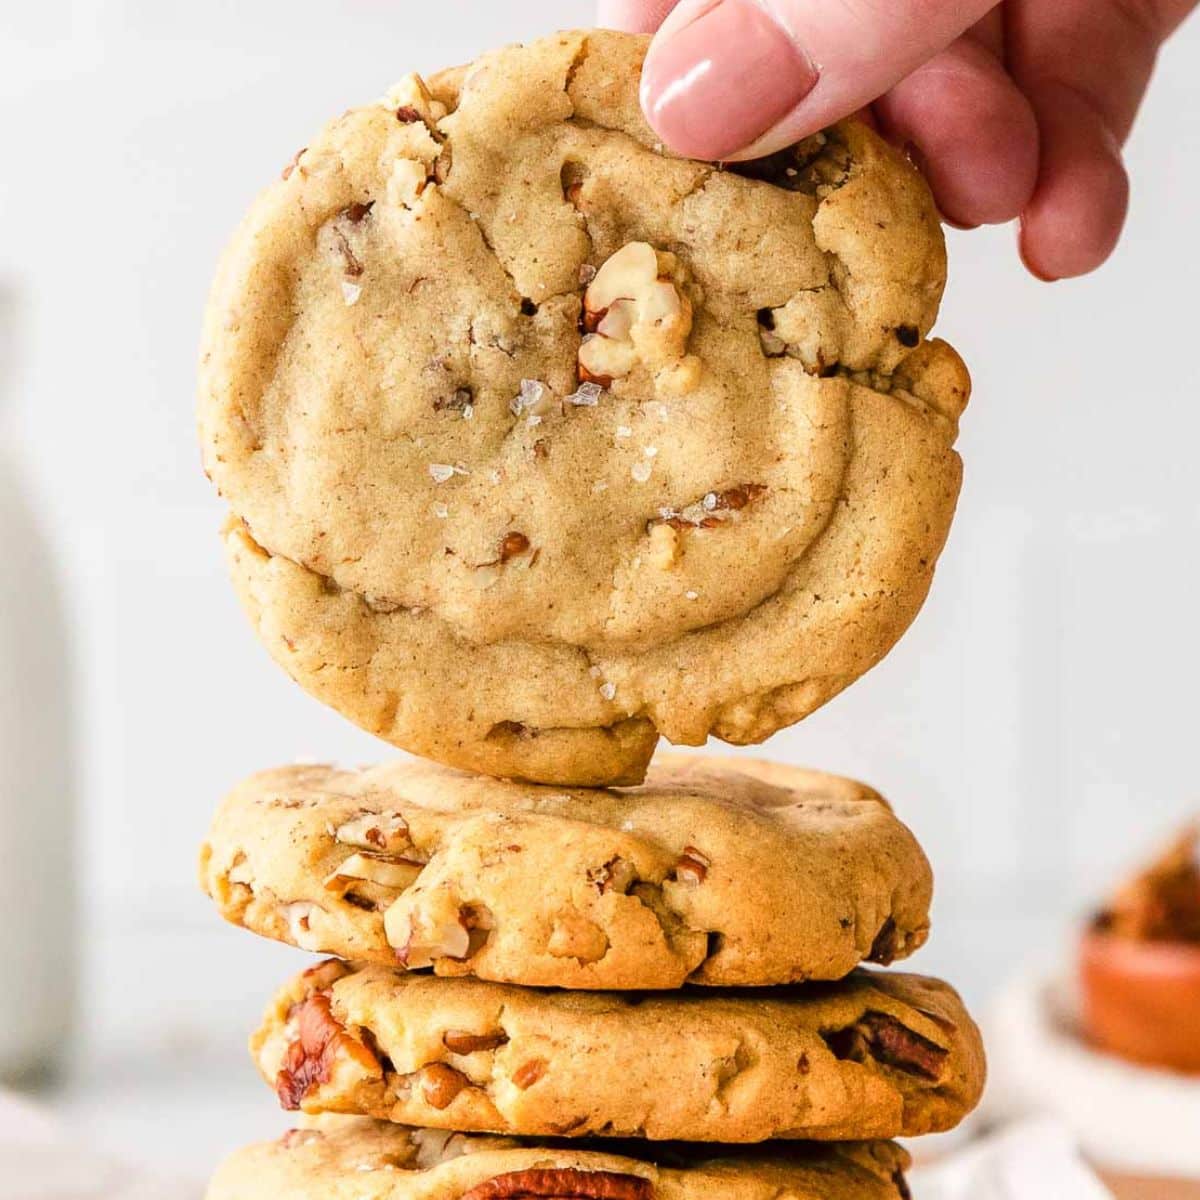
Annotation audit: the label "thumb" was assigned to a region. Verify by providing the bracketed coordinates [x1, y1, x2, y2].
[640, 0, 998, 160]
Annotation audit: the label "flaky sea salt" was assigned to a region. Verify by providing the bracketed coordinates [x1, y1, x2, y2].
[643, 445, 658, 458]
[616, 425, 632, 439]
[685, 590, 699, 600]
[592, 480, 608, 494]
[702, 492, 719, 511]
[631, 461, 652, 483]
[428, 463, 455, 484]
[341, 280, 362, 305]
[566, 381, 603, 407]
[511, 378, 547, 417]
[431, 502, 449, 519]
[599, 681, 616, 701]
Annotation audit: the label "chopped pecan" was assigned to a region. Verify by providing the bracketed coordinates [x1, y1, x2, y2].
[343, 201, 374, 224]
[461, 1169, 653, 1200]
[588, 855, 636, 894]
[671, 846, 710, 886]
[443, 1029, 509, 1054]
[651, 484, 766, 532]
[822, 1011, 948, 1081]
[498, 532, 531, 563]
[1095, 824, 1200, 943]
[511, 1057, 548, 1089]
[275, 993, 380, 1110]
[421, 1062, 470, 1109]
[325, 850, 423, 892]
[334, 810, 411, 855]
[396, 105, 423, 123]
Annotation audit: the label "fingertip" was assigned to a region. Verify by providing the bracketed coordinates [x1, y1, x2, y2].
[1020, 84, 1130, 280]
[875, 40, 1040, 228]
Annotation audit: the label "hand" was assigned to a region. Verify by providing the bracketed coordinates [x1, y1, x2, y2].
[598, 0, 1195, 279]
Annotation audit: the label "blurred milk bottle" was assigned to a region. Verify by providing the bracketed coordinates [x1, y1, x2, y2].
[0, 283, 75, 1082]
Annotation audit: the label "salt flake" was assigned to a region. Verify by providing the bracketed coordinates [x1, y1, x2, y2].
[685, 590, 699, 600]
[631, 461, 652, 483]
[341, 280, 362, 306]
[616, 425, 633, 439]
[431, 502, 449, 519]
[599, 681, 617, 701]
[567, 381, 603, 407]
[428, 463, 455, 484]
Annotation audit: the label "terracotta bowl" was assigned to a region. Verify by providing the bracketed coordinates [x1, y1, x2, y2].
[1080, 927, 1200, 1073]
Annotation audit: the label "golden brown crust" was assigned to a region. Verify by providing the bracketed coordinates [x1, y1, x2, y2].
[199, 754, 932, 989]
[199, 30, 968, 786]
[205, 1117, 914, 1200]
[250, 962, 985, 1143]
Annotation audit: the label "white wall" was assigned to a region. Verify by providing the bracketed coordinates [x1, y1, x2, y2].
[2, 0, 1199, 1173]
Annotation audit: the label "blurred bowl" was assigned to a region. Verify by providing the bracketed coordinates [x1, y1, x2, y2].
[1080, 928, 1200, 1073]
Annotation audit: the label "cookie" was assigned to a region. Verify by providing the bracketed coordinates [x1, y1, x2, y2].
[199, 29, 969, 786]
[252, 961, 982, 1142]
[206, 1118, 913, 1200]
[199, 755, 932, 989]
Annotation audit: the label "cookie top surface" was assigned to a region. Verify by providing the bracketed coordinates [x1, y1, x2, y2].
[252, 961, 983, 1142]
[200, 29, 968, 786]
[199, 754, 932, 989]
[206, 1118, 912, 1200]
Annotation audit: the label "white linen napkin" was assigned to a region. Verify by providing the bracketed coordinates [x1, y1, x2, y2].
[0, 1090, 196, 1200]
[909, 1117, 1113, 1199]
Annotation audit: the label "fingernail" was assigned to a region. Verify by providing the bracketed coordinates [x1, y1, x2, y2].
[641, 0, 819, 161]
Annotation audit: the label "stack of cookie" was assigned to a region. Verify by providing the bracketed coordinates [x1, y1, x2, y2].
[196, 29, 979, 1200]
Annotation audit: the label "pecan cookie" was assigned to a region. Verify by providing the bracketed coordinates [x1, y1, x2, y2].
[205, 1118, 913, 1200]
[198, 755, 932, 989]
[251, 961, 983, 1142]
[199, 29, 969, 787]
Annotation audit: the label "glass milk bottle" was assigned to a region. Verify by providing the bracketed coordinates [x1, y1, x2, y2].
[0, 283, 75, 1082]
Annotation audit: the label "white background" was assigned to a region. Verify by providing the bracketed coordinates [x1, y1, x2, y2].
[1, 0, 1199, 1180]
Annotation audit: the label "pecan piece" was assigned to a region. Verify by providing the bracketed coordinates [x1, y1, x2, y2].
[275, 993, 380, 1110]
[443, 1029, 509, 1054]
[651, 484, 766, 532]
[670, 846, 710, 886]
[461, 1169, 653, 1200]
[498, 532, 531, 563]
[421, 1062, 470, 1109]
[588, 855, 636, 895]
[511, 1057, 548, 1089]
[822, 1011, 948, 1081]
